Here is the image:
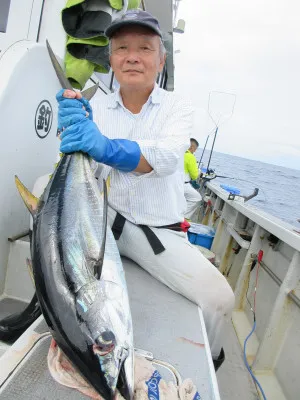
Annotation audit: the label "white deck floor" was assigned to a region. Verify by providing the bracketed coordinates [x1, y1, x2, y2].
[217, 321, 258, 400]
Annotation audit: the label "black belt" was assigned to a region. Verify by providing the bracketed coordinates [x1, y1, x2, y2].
[111, 212, 190, 256]
[111, 212, 166, 255]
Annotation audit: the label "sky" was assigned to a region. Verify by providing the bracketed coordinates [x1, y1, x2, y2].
[173, 0, 300, 170]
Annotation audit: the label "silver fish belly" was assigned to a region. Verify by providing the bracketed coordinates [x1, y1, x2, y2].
[17, 152, 134, 399]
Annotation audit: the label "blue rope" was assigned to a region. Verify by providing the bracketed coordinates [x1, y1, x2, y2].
[243, 320, 267, 400]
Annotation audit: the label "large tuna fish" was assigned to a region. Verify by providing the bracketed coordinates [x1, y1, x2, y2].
[15, 42, 134, 400]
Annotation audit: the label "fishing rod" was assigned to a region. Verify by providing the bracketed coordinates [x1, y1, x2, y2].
[197, 126, 218, 168]
[198, 135, 210, 168]
[214, 174, 267, 200]
[201, 172, 260, 202]
[205, 91, 236, 170]
[206, 126, 218, 171]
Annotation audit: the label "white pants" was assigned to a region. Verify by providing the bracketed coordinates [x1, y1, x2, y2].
[108, 207, 235, 359]
[184, 183, 202, 220]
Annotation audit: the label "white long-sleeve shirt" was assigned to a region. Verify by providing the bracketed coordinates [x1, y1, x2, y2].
[92, 84, 194, 226]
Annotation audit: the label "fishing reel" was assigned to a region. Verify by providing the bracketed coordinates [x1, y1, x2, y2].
[198, 169, 218, 188]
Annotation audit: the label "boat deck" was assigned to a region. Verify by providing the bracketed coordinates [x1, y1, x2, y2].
[0, 257, 220, 399]
[217, 321, 257, 399]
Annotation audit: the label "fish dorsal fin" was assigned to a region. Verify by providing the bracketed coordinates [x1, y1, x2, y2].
[46, 40, 73, 90]
[94, 179, 108, 280]
[15, 176, 39, 216]
[46, 40, 98, 101]
[81, 83, 99, 101]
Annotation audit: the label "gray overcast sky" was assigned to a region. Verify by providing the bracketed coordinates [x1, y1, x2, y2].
[174, 0, 300, 170]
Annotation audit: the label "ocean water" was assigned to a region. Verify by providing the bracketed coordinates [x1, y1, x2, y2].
[196, 150, 300, 229]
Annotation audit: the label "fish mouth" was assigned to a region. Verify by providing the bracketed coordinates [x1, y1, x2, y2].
[93, 345, 131, 398]
[93, 343, 115, 356]
[116, 356, 134, 400]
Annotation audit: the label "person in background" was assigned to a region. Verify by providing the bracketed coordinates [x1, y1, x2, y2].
[184, 138, 202, 220]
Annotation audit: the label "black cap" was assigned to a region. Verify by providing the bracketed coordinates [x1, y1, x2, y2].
[105, 9, 162, 39]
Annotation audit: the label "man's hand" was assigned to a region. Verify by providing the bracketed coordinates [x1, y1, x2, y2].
[56, 89, 93, 133]
[55, 89, 142, 172]
[135, 155, 153, 173]
[60, 118, 108, 161]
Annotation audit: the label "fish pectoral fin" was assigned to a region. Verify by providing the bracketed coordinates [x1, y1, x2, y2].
[15, 176, 39, 216]
[94, 179, 108, 280]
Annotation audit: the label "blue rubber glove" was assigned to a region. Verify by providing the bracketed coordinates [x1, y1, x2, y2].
[56, 89, 93, 131]
[60, 119, 141, 172]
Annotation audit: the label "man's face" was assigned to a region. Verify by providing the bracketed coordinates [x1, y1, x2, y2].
[189, 142, 198, 154]
[110, 26, 166, 91]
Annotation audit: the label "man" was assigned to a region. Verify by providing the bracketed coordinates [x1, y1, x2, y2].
[56, 9, 234, 370]
[184, 138, 202, 220]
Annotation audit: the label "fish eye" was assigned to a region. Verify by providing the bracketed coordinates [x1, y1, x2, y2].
[93, 330, 116, 356]
[99, 330, 116, 345]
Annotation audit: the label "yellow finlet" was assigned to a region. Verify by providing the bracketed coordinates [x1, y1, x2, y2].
[26, 258, 35, 286]
[106, 175, 111, 192]
[15, 175, 39, 216]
